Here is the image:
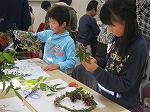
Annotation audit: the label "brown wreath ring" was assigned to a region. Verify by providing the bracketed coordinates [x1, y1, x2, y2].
[54, 93, 97, 112]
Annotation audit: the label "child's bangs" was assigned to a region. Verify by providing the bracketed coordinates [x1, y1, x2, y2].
[100, 3, 113, 25]
[111, 11, 124, 25]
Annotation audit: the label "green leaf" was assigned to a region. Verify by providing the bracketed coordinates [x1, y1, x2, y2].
[56, 87, 65, 90]
[47, 93, 55, 96]
[75, 87, 83, 93]
[2, 81, 6, 92]
[3, 52, 15, 63]
[66, 92, 70, 95]
[43, 77, 47, 82]
[80, 55, 84, 62]
[2, 75, 10, 81]
[76, 44, 91, 63]
[5, 85, 11, 95]
[53, 83, 61, 88]
[40, 83, 47, 91]
[33, 84, 39, 90]
[0, 55, 5, 62]
[7, 74, 18, 78]
[84, 58, 90, 63]
[49, 87, 57, 92]
[37, 76, 43, 82]
[15, 90, 23, 101]
[78, 45, 84, 52]
[8, 50, 16, 56]
[18, 77, 25, 80]
[25, 80, 37, 86]
[15, 87, 21, 90]
[85, 52, 91, 55]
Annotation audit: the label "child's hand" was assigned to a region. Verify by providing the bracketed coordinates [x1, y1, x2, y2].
[44, 64, 59, 71]
[88, 56, 97, 64]
[82, 59, 98, 72]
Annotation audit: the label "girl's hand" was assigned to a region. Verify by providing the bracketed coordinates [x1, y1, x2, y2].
[82, 59, 98, 73]
[88, 56, 97, 64]
[44, 64, 59, 71]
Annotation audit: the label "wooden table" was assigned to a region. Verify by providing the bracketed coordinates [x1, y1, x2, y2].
[0, 58, 129, 112]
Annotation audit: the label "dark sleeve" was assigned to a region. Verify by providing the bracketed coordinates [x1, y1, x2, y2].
[91, 18, 100, 36]
[22, 0, 31, 31]
[70, 9, 77, 32]
[95, 56, 107, 68]
[44, 11, 50, 30]
[96, 42, 107, 58]
[92, 47, 147, 92]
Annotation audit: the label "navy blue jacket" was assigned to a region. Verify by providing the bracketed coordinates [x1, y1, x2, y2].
[76, 14, 100, 45]
[0, 0, 31, 32]
[93, 33, 147, 110]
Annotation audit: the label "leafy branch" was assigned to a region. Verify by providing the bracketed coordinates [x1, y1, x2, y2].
[0, 30, 42, 100]
[76, 45, 91, 63]
[0, 50, 23, 100]
[13, 30, 42, 53]
[25, 76, 65, 96]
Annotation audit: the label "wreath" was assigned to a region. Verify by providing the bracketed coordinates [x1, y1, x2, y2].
[54, 87, 97, 112]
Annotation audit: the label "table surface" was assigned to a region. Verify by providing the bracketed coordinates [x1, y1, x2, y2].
[0, 58, 129, 112]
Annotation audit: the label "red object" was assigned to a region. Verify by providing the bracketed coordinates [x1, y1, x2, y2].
[0, 33, 7, 46]
[37, 22, 45, 32]
[30, 51, 40, 58]
[28, 30, 35, 33]
[17, 51, 40, 59]
[69, 82, 78, 87]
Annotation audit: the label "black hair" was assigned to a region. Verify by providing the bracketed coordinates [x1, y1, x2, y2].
[100, 0, 138, 58]
[41, 1, 51, 10]
[59, 0, 72, 6]
[29, 6, 33, 13]
[86, 0, 98, 11]
[48, 5, 70, 26]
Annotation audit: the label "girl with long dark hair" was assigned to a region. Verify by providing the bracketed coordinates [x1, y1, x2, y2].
[72, 0, 148, 111]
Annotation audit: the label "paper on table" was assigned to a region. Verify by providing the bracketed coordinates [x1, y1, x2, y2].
[18, 79, 69, 102]
[0, 96, 31, 112]
[15, 59, 37, 67]
[20, 79, 105, 112]
[22, 66, 50, 80]
[4, 59, 50, 80]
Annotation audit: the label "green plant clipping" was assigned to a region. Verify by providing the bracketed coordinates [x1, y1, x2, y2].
[0, 50, 22, 100]
[76, 45, 91, 63]
[25, 76, 65, 96]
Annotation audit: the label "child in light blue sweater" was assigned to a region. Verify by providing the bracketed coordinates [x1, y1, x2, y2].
[36, 5, 76, 73]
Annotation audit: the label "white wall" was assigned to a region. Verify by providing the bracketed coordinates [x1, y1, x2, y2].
[72, 0, 100, 22]
[29, 0, 100, 31]
[29, 1, 56, 31]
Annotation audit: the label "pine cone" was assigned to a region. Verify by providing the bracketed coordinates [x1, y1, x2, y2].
[68, 92, 82, 102]
[82, 93, 94, 106]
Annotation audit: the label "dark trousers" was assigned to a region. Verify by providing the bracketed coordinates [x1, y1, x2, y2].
[91, 37, 98, 57]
